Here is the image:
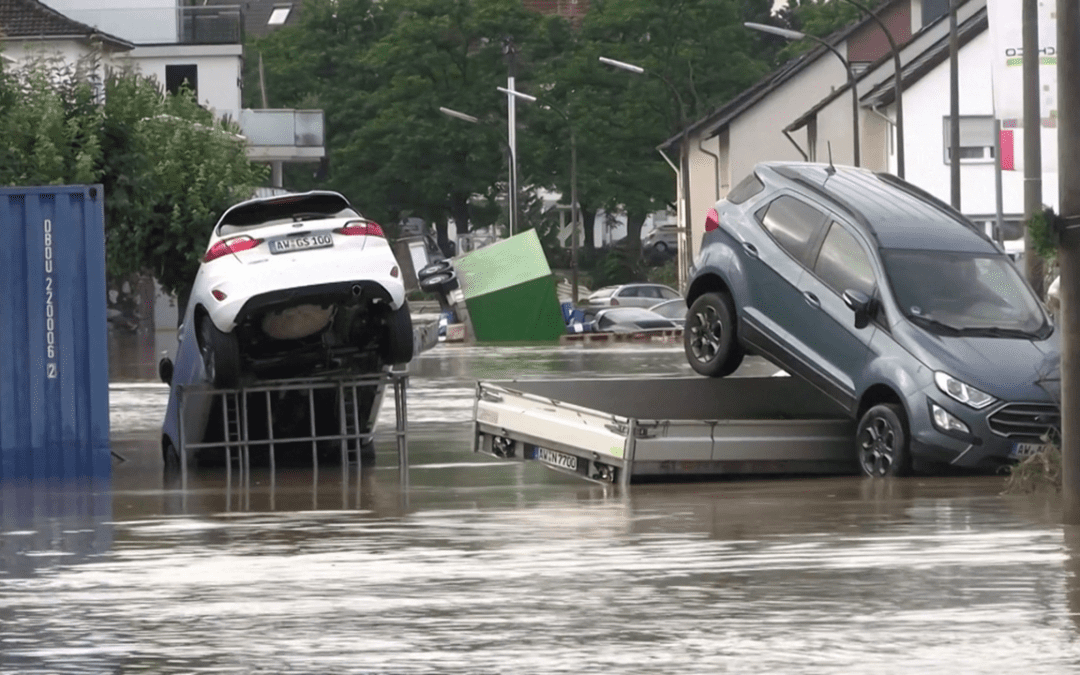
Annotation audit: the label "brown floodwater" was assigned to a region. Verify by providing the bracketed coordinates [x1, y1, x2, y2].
[2, 337, 1079, 674]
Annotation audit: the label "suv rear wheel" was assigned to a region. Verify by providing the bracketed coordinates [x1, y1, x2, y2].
[684, 292, 744, 377]
[857, 403, 911, 477]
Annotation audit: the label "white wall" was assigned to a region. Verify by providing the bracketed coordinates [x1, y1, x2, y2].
[901, 29, 1058, 217]
[118, 45, 243, 118]
[41, 0, 178, 45]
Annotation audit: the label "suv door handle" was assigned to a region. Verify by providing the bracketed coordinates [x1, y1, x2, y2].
[803, 291, 821, 309]
[742, 242, 759, 258]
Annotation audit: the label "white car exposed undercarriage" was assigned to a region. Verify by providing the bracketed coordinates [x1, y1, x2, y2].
[188, 190, 413, 387]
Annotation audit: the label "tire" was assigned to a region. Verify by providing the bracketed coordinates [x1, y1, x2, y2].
[684, 292, 744, 377]
[382, 303, 414, 365]
[417, 260, 452, 279]
[857, 403, 911, 477]
[198, 314, 241, 389]
[419, 271, 458, 294]
[162, 437, 180, 469]
[652, 241, 668, 254]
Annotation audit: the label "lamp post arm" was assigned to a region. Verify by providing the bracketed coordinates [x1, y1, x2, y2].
[841, 0, 905, 177]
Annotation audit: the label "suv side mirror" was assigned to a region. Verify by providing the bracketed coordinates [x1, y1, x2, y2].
[842, 289, 874, 329]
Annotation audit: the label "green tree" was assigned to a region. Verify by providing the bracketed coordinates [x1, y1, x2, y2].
[0, 56, 267, 301]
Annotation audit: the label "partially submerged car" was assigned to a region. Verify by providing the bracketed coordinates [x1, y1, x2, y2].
[158, 191, 412, 468]
[686, 162, 1060, 477]
[189, 190, 413, 387]
[588, 307, 681, 333]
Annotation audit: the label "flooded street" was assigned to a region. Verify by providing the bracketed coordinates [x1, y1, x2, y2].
[3, 338, 1080, 673]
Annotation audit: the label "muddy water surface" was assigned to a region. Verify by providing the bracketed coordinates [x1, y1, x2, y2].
[2, 342, 1079, 674]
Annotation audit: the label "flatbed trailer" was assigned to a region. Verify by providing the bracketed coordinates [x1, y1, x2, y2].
[472, 376, 858, 485]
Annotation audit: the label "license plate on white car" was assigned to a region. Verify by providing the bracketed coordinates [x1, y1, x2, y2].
[535, 447, 578, 472]
[269, 234, 334, 254]
[1011, 442, 1044, 459]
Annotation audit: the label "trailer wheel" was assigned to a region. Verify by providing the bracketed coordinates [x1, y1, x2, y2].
[419, 270, 458, 294]
[417, 260, 452, 279]
[198, 315, 241, 389]
[857, 403, 911, 477]
[684, 292, 744, 377]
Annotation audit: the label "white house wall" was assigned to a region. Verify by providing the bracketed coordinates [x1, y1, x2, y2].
[685, 53, 851, 260]
[118, 45, 243, 119]
[41, 0, 178, 45]
[901, 28, 1057, 217]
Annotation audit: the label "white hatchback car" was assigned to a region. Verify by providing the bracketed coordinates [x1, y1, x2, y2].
[189, 190, 412, 387]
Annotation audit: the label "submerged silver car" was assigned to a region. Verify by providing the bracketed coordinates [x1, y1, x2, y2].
[685, 162, 1060, 477]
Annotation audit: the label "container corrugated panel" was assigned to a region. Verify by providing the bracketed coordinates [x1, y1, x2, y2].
[0, 186, 110, 480]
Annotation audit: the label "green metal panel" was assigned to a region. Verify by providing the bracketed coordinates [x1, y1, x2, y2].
[455, 229, 551, 299]
[465, 275, 565, 342]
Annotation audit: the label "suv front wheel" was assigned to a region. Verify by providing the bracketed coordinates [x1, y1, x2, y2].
[857, 403, 911, 477]
[684, 292, 745, 377]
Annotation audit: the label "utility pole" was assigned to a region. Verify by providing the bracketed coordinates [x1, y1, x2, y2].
[1023, 0, 1046, 299]
[949, 0, 961, 209]
[1057, 0, 1080, 522]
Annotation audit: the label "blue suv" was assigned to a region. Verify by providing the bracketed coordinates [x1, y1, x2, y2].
[685, 162, 1060, 476]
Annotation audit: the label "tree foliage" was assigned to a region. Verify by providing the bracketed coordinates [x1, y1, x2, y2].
[252, 0, 785, 260]
[0, 55, 267, 299]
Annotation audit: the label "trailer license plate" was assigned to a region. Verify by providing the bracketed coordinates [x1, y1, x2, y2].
[270, 234, 334, 254]
[1011, 442, 1043, 458]
[536, 448, 578, 471]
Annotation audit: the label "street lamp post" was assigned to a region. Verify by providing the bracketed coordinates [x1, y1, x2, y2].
[840, 0, 905, 178]
[599, 56, 692, 294]
[745, 22, 860, 167]
[439, 105, 515, 238]
[497, 87, 581, 304]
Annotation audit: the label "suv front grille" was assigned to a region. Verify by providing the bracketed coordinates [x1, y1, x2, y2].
[987, 403, 1060, 441]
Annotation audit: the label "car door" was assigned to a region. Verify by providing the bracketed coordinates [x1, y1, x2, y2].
[738, 193, 829, 378]
[796, 219, 878, 410]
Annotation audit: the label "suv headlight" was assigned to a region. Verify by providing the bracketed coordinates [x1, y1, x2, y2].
[934, 371, 995, 409]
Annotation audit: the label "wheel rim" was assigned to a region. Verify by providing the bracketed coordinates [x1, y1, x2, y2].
[199, 320, 216, 382]
[688, 305, 723, 363]
[426, 273, 451, 286]
[859, 414, 897, 476]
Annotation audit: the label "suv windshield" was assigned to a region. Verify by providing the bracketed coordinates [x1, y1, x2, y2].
[882, 250, 1050, 338]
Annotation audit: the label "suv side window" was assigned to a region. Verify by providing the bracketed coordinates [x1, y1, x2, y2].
[758, 195, 828, 263]
[814, 221, 876, 296]
[727, 172, 765, 204]
[658, 287, 680, 300]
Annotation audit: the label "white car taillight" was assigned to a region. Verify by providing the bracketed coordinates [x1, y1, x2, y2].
[334, 220, 384, 237]
[204, 235, 262, 263]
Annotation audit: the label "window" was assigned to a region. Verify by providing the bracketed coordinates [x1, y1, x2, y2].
[758, 196, 828, 263]
[727, 172, 765, 204]
[165, 64, 198, 98]
[658, 287, 680, 300]
[943, 116, 995, 164]
[814, 222, 876, 297]
[268, 6, 291, 26]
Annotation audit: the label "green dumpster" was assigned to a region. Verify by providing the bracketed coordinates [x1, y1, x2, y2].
[453, 229, 565, 342]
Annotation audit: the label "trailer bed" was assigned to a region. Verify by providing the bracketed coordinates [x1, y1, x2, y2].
[472, 376, 858, 484]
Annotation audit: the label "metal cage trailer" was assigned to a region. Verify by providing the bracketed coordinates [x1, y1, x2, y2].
[172, 370, 408, 487]
[473, 376, 859, 486]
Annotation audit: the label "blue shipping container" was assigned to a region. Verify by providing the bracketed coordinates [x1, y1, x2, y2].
[0, 186, 110, 481]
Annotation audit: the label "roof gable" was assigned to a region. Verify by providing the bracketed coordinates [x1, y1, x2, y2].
[0, 0, 132, 50]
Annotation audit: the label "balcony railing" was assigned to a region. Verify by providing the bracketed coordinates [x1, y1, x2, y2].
[54, 5, 241, 45]
[239, 110, 325, 147]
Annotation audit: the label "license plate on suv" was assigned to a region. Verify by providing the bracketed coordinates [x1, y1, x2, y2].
[1011, 442, 1044, 459]
[270, 233, 334, 254]
[534, 447, 578, 472]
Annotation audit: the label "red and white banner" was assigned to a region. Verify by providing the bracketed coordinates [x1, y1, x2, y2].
[986, 0, 1057, 171]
